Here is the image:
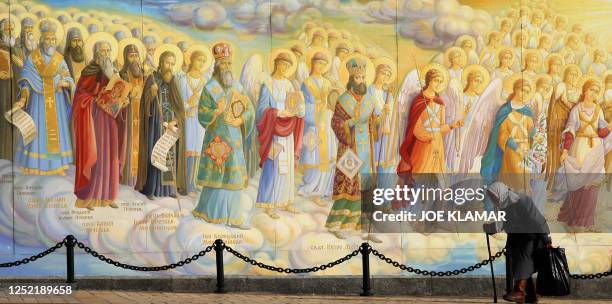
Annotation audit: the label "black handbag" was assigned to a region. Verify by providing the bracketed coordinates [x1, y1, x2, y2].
[536, 247, 571, 296]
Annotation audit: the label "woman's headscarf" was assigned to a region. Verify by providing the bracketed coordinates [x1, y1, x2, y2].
[486, 181, 520, 209]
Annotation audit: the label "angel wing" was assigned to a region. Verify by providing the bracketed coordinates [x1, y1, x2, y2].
[476, 35, 485, 54]
[395, 69, 422, 145]
[579, 52, 593, 74]
[442, 78, 463, 171]
[457, 78, 503, 173]
[239, 54, 268, 106]
[430, 52, 444, 65]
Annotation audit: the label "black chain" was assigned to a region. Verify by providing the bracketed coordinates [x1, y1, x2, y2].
[0, 239, 65, 268]
[223, 241, 361, 274]
[571, 271, 611, 280]
[75, 240, 214, 271]
[370, 245, 507, 277]
[0, 236, 610, 279]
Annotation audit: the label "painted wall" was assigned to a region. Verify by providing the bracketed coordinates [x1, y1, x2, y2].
[0, 0, 610, 277]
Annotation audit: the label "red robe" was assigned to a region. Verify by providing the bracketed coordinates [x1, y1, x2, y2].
[256, 108, 304, 167]
[72, 70, 127, 204]
[397, 93, 444, 173]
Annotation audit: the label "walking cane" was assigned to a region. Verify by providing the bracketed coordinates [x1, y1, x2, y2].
[486, 233, 498, 303]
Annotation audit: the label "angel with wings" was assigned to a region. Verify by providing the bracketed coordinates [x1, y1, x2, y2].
[251, 50, 306, 219]
[443, 64, 492, 173]
[397, 64, 463, 175]
[546, 64, 582, 190]
[582, 49, 607, 77]
[368, 57, 397, 175]
[545, 53, 564, 85]
[445, 47, 467, 82]
[455, 35, 479, 65]
[481, 78, 535, 194]
[479, 31, 502, 72]
[528, 74, 553, 212]
[492, 47, 515, 82]
[522, 50, 543, 79]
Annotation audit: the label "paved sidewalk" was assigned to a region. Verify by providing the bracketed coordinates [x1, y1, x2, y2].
[0, 291, 611, 304]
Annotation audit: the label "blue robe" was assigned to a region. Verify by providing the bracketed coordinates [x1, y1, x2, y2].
[481, 101, 533, 210]
[15, 49, 74, 175]
[297, 76, 337, 198]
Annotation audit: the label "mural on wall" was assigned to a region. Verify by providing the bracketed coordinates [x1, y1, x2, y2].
[0, 0, 610, 277]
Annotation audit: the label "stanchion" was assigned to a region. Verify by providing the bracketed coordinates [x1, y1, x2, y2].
[65, 235, 75, 283]
[485, 233, 497, 303]
[214, 239, 225, 293]
[360, 242, 373, 296]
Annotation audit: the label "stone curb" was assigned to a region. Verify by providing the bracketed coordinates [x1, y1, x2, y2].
[1, 276, 609, 299]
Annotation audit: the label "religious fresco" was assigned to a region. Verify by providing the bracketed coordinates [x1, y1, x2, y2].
[0, 0, 610, 277]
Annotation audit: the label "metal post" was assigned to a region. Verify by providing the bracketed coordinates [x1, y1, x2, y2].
[360, 242, 373, 296]
[485, 233, 497, 303]
[65, 235, 75, 283]
[214, 239, 225, 293]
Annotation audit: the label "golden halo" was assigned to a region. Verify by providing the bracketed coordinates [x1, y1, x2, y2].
[308, 27, 328, 44]
[107, 24, 132, 40]
[153, 44, 184, 74]
[0, 14, 21, 37]
[117, 37, 145, 67]
[185, 44, 213, 71]
[84, 17, 104, 33]
[339, 53, 375, 87]
[161, 31, 178, 44]
[455, 34, 476, 48]
[127, 21, 142, 31]
[143, 31, 161, 46]
[602, 70, 612, 83]
[268, 48, 298, 78]
[29, 4, 50, 18]
[562, 64, 582, 80]
[419, 62, 450, 93]
[545, 53, 564, 69]
[17, 12, 38, 24]
[372, 56, 397, 83]
[51, 10, 72, 23]
[109, 15, 123, 24]
[522, 49, 543, 70]
[496, 46, 515, 66]
[72, 12, 89, 23]
[591, 48, 607, 62]
[462, 64, 491, 95]
[84, 32, 119, 62]
[34, 18, 64, 45]
[578, 76, 604, 100]
[503, 73, 534, 96]
[444, 46, 467, 68]
[10, 4, 27, 16]
[534, 74, 553, 88]
[305, 46, 331, 74]
[63, 22, 89, 44]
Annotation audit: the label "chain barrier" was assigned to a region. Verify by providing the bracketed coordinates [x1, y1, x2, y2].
[75, 240, 214, 272]
[0, 236, 609, 279]
[369, 244, 507, 277]
[0, 239, 65, 268]
[222, 241, 361, 274]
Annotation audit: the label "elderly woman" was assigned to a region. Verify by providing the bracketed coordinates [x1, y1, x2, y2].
[484, 181, 553, 304]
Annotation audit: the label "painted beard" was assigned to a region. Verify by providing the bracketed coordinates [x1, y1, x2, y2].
[98, 56, 115, 80]
[2, 35, 15, 47]
[68, 46, 85, 62]
[219, 70, 233, 88]
[128, 61, 142, 77]
[24, 33, 37, 51]
[161, 68, 173, 83]
[351, 82, 367, 96]
[41, 43, 55, 56]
